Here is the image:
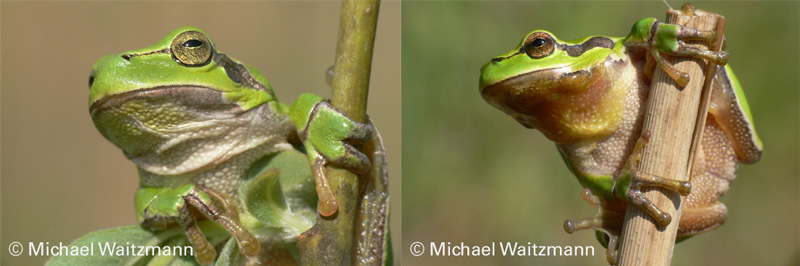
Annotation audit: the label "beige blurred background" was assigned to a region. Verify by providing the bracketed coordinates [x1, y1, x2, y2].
[1, 2, 400, 265]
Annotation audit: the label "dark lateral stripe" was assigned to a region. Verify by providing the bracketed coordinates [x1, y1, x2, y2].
[214, 53, 276, 98]
[562, 37, 615, 57]
[120, 48, 170, 61]
[492, 51, 523, 63]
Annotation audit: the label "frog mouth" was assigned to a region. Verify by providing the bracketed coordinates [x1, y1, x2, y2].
[481, 67, 568, 109]
[89, 85, 243, 117]
[481, 66, 592, 130]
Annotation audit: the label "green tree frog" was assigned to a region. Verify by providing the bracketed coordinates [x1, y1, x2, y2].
[480, 17, 762, 264]
[86, 27, 388, 265]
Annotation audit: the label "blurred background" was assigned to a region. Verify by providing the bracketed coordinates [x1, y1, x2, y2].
[402, 1, 798, 265]
[1, 2, 399, 265]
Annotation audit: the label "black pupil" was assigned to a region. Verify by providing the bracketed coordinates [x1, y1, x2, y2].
[532, 38, 546, 47]
[183, 39, 203, 48]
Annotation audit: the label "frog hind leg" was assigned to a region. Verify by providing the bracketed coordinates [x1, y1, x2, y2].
[676, 169, 728, 240]
[708, 66, 762, 163]
[564, 189, 625, 265]
[678, 118, 735, 239]
[183, 187, 260, 258]
[676, 66, 761, 238]
[649, 22, 728, 87]
[614, 130, 692, 228]
[677, 201, 727, 240]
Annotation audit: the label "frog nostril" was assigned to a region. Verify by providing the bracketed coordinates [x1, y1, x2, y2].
[121, 54, 131, 61]
[89, 69, 95, 89]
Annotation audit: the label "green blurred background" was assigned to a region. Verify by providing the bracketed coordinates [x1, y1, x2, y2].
[402, 1, 798, 265]
[1, 2, 399, 266]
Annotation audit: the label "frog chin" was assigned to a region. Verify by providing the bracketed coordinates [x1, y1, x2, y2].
[482, 65, 620, 144]
[90, 85, 292, 176]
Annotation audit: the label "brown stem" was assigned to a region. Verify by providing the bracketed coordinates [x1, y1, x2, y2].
[617, 4, 724, 266]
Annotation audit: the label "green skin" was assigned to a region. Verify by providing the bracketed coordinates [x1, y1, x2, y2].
[89, 27, 376, 265]
[480, 18, 762, 264]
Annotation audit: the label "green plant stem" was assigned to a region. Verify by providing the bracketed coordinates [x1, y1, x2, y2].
[297, 0, 380, 265]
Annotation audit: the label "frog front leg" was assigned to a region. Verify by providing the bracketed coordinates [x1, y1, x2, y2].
[290, 93, 372, 216]
[136, 184, 260, 265]
[627, 17, 728, 87]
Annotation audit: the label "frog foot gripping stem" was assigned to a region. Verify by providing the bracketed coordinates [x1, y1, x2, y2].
[616, 130, 692, 227]
[647, 20, 728, 87]
[564, 189, 625, 265]
[291, 93, 373, 217]
[180, 187, 260, 265]
[564, 131, 692, 265]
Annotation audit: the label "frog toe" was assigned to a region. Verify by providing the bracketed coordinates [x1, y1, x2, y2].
[671, 44, 728, 66]
[564, 216, 621, 265]
[605, 234, 620, 265]
[309, 152, 340, 217]
[187, 229, 217, 265]
[564, 217, 601, 234]
[651, 50, 691, 87]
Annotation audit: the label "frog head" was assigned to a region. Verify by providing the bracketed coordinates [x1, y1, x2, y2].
[89, 27, 291, 175]
[479, 30, 628, 144]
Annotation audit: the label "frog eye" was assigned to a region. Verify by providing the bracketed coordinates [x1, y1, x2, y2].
[171, 31, 214, 66]
[523, 32, 555, 59]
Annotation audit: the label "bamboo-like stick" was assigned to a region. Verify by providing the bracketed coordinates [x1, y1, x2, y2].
[617, 4, 723, 265]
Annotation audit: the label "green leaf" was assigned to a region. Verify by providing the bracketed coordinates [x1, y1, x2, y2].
[46, 225, 191, 266]
[47, 223, 230, 266]
[244, 167, 313, 237]
[244, 149, 317, 212]
[213, 238, 242, 266]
